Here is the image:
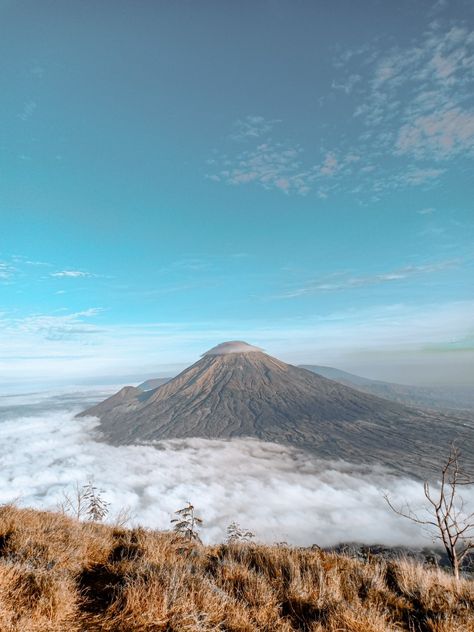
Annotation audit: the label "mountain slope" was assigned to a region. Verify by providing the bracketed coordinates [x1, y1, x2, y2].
[138, 377, 171, 391]
[300, 365, 474, 411]
[79, 342, 474, 478]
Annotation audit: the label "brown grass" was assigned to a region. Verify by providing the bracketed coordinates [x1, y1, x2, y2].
[0, 505, 472, 631]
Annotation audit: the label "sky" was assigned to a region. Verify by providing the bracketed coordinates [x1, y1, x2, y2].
[1, 0, 473, 390]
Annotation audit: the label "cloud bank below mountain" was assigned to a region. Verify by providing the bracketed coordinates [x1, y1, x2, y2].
[1, 390, 470, 546]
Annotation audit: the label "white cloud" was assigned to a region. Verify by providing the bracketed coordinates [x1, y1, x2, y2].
[18, 100, 37, 121]
[398, 166, 446, 186]
[319, 152, 340, 176]
[209, 126, 364, 196]
[0, 262, 15, 280]
[212, 141, 313, 195]
[51, 270, 94, 278]
[23, 259, 52, 267]
[229, 115, 281, 141]
[1, 308, 104, 344]
[0, 390, 462, 546]
[208, 21, 473, 199]
[278, 259, 460, 298]
[331, 73, 361, 94]
[396, 108, 474, 159]
[327, 19, 474, 194]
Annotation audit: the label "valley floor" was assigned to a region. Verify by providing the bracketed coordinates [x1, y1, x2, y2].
[0, 506, 473, 631]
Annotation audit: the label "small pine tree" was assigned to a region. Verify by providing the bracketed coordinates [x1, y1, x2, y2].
[82, 482, 109, 522]
[226, 521, 255, 544]
[171, 502, 203, 543]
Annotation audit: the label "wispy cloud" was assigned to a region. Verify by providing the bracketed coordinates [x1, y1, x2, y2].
[331, 73, 361, 94]
[1, 300, 473, 388]
[11, 308, 104, 342]
[397, 166, 446, 186]
[157, 258, 211, 274]
[51, 270, 95, 278]
[11, 255, 52, 267]
[18, 100, 37, 121]
[277, 259, 460, 298]
[349, 22, 474, 161]
[229, 115, 281, 141]
[208, 19, 474, 199]
[309, 18, 474, 198]
[0, 262, 15, 280]
[396, 108, 474, 159]
[209, 140, 313, 195]
[208, 118, 366, 196]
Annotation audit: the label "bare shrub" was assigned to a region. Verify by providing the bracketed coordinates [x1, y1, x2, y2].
[58, 481, 109, 523]
[385, 444, 474, 579]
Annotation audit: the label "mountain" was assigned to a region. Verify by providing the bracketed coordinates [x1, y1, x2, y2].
[138, 377, 171, 391]
[300, 365, 474, 411]
[137, 365, 474, 411]
[78, 341, 474, 478]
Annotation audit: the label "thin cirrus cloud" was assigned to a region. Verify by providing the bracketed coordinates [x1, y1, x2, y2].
[396, 167, 446, 187]
[229, 115, 282, 141]
[277, 259, 460, 299]
[51, 270, 95, 278]
[7, 307, 105, 342]
[0, 262, 15, 280]
[18, 100, 37, 121]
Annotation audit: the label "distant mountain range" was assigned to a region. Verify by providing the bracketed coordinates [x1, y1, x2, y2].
[79, 342, 474, 478]
[300, 366, 474, 412]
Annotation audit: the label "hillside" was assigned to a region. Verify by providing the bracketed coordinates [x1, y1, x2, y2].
[79, 342, 474, 479]
[0, 505, 472, 631]
[138, 377, 171, 391]
[301, 365, 474, 412]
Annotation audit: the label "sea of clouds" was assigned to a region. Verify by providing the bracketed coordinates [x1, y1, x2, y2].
[0, 388, 469, 547]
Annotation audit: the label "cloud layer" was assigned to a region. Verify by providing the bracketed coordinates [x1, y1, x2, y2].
[208, 18, 474, 198]
[2, 390, 471, 547]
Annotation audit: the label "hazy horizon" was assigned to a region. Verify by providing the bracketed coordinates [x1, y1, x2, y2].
[1, 340, 473, 395]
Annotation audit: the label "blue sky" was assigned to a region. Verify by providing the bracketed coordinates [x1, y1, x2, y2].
[1, 0, 473, 388]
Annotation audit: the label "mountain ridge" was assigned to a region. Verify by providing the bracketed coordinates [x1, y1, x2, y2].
[301, 365, 474, 411]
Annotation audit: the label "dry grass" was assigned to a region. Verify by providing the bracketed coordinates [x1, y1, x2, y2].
[0, 505, 472, 631]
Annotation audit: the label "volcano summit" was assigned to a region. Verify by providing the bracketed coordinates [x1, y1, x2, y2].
[79, 342, 474, 478]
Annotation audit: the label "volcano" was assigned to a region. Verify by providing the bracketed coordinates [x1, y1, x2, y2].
[79, 341, 474, 478]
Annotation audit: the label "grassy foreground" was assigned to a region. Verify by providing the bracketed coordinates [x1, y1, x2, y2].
[0, 506, 472, 631]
